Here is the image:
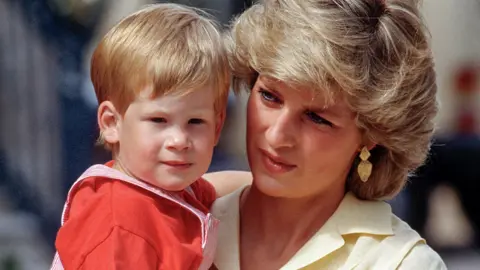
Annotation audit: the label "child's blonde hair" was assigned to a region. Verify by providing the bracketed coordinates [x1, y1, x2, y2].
[91, 3, 230, 148]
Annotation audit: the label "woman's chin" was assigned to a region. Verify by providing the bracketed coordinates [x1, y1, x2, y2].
[252, 174, 298, 199]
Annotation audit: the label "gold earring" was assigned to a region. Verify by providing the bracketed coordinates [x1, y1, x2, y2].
[357, 146, 372, 182]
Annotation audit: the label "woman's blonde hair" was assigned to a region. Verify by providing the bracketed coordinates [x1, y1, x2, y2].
[228, 0, 437, 200]
[91, 3, 230, 149]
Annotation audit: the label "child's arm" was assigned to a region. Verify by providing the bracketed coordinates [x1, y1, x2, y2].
[203, 170, 252, 198]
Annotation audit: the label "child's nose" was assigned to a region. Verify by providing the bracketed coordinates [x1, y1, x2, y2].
[165, 128, 192, 151]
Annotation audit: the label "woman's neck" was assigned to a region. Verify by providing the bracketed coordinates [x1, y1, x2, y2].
[239, 184, 345, 269]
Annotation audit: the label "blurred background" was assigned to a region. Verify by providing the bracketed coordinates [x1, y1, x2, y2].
[0, 0, 479, 269]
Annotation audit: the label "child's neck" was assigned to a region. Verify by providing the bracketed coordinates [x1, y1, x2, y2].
[112, 158, 128, 175]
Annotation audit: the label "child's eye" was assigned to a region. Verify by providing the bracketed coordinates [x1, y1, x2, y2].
[188, 118, 205, 125]
[150, 117, 166, 123]
[259, 89, 280, 103]
[305, 111, 333, 127]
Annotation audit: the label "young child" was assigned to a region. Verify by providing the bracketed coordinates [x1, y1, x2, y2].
[51, 4, 232, 270]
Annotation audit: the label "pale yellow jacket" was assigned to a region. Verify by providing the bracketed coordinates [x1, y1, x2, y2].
[211, 187, 447, 270]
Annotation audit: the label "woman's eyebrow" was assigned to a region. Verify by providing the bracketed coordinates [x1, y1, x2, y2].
[307, 102, 351, 119]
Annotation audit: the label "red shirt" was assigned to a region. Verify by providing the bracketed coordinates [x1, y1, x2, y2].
[55, 166, 216, 270]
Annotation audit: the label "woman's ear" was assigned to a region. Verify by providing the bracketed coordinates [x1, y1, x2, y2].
[358, 137, 376, 152]
[98, 101, 121, 144]
[366, 142, 376, 151]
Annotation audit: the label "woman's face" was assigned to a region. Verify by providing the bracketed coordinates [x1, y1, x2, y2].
[246, 75, 363, 199]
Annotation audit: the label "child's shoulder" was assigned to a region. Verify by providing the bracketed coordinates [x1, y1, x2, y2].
[61, 176, 195, 239]
[66, 176, 166, 228]
[188, 177, 217, 209]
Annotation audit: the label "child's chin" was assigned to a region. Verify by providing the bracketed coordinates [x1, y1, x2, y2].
[153, 176, 194, 192]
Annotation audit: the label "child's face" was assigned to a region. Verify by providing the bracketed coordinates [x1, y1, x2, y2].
[113, 87, 221, 191]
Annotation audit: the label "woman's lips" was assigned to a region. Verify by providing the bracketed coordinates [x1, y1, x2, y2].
[259, 149, 296, 174]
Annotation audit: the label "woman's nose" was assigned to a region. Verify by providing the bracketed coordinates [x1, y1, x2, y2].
[265, 111, 297, 149]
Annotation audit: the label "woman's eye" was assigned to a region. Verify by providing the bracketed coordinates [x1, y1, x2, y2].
[306, 111, 333, 126]
[259, 89, 280, 103]
[188, 118, 205, 125]
[150, 117, 166, 123]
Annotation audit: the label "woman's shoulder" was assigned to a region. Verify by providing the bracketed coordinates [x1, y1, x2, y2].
[397, 241, 447, 270]
[388, 215, 447, 269]
[360, 214, 447, 269]
[335, 194, 446, 269]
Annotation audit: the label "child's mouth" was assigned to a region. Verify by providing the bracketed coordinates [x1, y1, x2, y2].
[161, 160, 193, 169]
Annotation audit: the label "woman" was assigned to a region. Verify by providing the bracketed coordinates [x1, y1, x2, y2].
[205, 0, 447, 269]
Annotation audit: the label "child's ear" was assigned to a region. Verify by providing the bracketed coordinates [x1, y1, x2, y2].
[98, 101, 121, 144]
[214, 109, 226, 146]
